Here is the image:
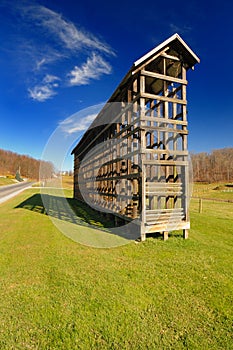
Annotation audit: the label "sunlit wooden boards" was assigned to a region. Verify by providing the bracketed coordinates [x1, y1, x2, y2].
[72, 33, 200, 241]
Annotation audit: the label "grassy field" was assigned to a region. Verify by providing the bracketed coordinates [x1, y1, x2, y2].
[62, 175, 73, 189]
[0, 189, 232, 349]
[0, 177, 16, 186]
[192, 182, 233, 201]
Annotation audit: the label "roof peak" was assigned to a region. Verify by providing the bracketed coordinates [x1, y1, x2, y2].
[134, 33, 200, 68]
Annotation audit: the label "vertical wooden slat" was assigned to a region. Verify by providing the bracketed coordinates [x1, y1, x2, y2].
[72, 39, 199, 241]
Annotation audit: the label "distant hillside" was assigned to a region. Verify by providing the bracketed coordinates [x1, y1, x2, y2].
[191, 148, 233, 183]
[0, 149, 54, 180]
[2, 147, 231, 183]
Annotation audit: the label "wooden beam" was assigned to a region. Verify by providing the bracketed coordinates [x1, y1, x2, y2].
[141, 125, 188, 135]
[142, 149, 189, 156]
[161, 53, 180, 61]
[140, 92, 187, 105]
[142, 116, 188, 126]
[141, 69, 187, 85]
[143, 160, 189, 166]
[132, 47, 169, 75]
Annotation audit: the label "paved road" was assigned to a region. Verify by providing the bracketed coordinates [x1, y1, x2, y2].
[0, 181, 34, 204]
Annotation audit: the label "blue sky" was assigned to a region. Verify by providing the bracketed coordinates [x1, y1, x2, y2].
[0, 0, 233, 170]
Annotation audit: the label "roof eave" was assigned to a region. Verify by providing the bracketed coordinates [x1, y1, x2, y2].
[133, 33, 200, 68]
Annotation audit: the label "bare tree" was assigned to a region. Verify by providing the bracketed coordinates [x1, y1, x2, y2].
[0, 148, 54, 180]
[191, 148, 233, 182]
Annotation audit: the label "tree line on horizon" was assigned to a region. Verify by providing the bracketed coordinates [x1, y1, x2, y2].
[0, 149, 54, 180]
[190, 148, 233, 183]
[0, 147, 232, 183]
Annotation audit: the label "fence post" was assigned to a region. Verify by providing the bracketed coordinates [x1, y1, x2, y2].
[199, 198, 203, 213]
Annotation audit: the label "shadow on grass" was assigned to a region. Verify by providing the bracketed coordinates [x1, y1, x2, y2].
[15, 194, 186, 244]
[15, 193, 115, 232]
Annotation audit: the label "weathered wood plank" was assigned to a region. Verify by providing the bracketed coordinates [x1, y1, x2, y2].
[143, 160, 189, 165]
[142, 125, 188, 135]
[161, 53, 180, 61]
[141, 92, 187, 105]
[142, 116, 188, 126]
[141, 70, 187, 85]
[132, 47, 170, 75]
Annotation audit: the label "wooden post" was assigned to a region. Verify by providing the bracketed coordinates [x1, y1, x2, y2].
[183, 229, 188, 239]
[199, 198, 203, 213]
[141, 228, 146, 241]
[163, 231, 169, 240]
[140, 164, 146, 241]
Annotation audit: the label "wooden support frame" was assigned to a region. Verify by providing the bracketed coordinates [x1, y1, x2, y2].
[72, 34, 199, 242]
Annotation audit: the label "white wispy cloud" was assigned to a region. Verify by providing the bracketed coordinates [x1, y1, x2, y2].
[59, 103, 104, 134]
[7, 3, 115, 102]
[69, 53, 112, 86]
[33, 50, 65, 72]
[28, 74, 60, 102]
[35, 58, 46, 70]
[43, 74, 60, 84]
[28, 85, 56, 102]
[62, 113, 98, 134]
[170, 23, 192, 35]
[22, 5, 115, 56]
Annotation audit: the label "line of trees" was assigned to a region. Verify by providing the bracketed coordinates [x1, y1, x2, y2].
[1, 147, 232, 183]
[0, 149, 54, 180]
[191, 148, 233, 183]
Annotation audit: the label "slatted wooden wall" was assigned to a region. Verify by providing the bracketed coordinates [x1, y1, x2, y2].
[73, 37, 199, 240]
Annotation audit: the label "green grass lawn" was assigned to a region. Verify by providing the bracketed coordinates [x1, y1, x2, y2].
[0, 189, 232, 349]
[0, 177, 16, 186]
[192, 182, 233, 201]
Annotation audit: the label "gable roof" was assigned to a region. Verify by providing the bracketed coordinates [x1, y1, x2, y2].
[134, 33, 200, 68]
[108, 33, 200, 103]
[72, 33, 200, 156]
